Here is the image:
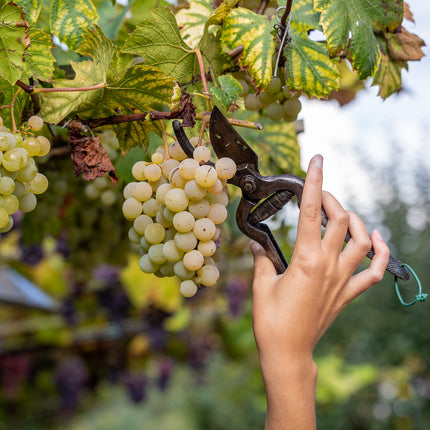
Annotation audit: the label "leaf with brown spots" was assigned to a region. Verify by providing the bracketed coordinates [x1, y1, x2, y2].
[69, 125, 118, 183]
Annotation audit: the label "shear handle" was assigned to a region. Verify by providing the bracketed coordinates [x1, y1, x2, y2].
[240, 172, 410, 280]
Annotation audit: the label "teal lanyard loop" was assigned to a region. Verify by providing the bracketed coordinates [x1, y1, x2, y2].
[394, 263, 428, 306]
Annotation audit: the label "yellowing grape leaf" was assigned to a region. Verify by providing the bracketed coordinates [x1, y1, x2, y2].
[50, 0, 99, 50]
[115, 118, 162, 151]
[313, 0, 402, 79]
[372, 36, 407, 99]
[285, 27, 340, 98]
[175, 0, 213, 49]
[219, 8, 275, 89]
[122, 7, 198, 84]
[40, 26, 175, 132]
[0, 2, 29, 85]
[15, 0, 43, 24]
[24, 28, 55, 82]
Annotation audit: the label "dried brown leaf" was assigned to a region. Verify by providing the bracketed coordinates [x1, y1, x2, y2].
[403, 2, 414, 22]
[385, 27, 426, 61]
[69, 127, 118, 184]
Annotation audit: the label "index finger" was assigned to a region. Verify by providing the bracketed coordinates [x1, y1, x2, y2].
[296, 155, 324, 248]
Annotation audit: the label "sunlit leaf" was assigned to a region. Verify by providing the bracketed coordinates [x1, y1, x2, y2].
[39, 26, 175, 132]
[122, 7, 197, 84]
[24, 28, 55, 82]
[15, 0, 43, 24]
[284, 28, 340, 98]
[50, 0, 99, 50]
[175, 0, 213, 49]
[115, 118, 162, 151]
[0, 2, 29, 84]
[219, 8, 276, 89]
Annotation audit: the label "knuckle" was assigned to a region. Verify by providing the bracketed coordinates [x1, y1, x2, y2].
[302, 204, 321, 221]
[369, 268, 384, 284]
[357, 237, 372, 255]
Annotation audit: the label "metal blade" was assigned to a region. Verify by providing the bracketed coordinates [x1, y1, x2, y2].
[209, 106, 260, 171]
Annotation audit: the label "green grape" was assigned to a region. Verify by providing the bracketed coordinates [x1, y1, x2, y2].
[179, 280, 198, 297]
[148, 243, 167, 264]
[283, 98, 302, 122]
[266, 103, 285, 121]
[173, 261, 195, 280]
[244, 93, 263, 111]
[151, 152, 164, 165]
[275, 90, 285, 102]
[237, 79, 249, 97]
[2, 148, 29, 171]
[128, 227, 141, 244]
[133, 214, 153, 235]
[132, 161, 146, 181]
[19, 193, 36, 213]
[197, 264, 220, 286]
[282, 85, 292, 100]
[258, 91, 277, 106]
[163, 240, 184, 262]
[144, 223, 166, 244]
[36, 136, 51, 156]
[0, 207, 8, 228]
[266, 76, 282, 94]
[0, 177, 15, 195]
[100, 189, 117, 206]
[17, 159, 38, 182]
[183, 249, 204, 271]
[0, 215, 13, 232]
[139, 254, 159, 274]
[0, 132, 17, 151]
[22, 137, 41, 156]
[28, 115, 44, 131]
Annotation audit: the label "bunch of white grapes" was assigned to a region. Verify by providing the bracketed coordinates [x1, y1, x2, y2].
[122, 137, 236, 298]
[0, 115, 50, 233]
[85, 175, 118, 206]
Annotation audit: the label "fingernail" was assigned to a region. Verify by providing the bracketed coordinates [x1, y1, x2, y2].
[313, 154, 323, 169]
[250, 240, 263, 255]
[373, 230, 383, 241]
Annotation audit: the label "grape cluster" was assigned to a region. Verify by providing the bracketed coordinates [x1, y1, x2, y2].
[239, 74, 302, 123]
[122, 138, 236, 298]
[0, 115, 50, 233]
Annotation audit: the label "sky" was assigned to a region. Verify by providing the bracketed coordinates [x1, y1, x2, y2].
[298, 0, 430, 216]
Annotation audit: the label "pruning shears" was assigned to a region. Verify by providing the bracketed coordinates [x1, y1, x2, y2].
[173, 106, 410, 282]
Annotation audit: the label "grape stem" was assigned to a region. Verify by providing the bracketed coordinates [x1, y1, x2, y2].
[257, 0, 270, 15]
[194, 49, 209, 95]
[160, 120, 170, 159]
[196, 112, 263, 130]
[16, 80, 107, 94]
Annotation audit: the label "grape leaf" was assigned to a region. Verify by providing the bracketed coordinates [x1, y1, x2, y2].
[50, 0, 99, 50]
[24, 28, 55, 82]
[114, 118, 162, 151]
[385, 28, 425, 62]
[219, 8, 276, 89]
[284, 27, 340, 98]
[15, 0, 43, 24]
[314, 0, 402, 79]
[210, 74, 243, 110]
[175, 0, 213, 49]
[121, 7, 198, 84]
[372, 36, 407, 99]
[0, 78, 27, 129]
[39, 26, 175, 128]
[0, 2, 29, 85]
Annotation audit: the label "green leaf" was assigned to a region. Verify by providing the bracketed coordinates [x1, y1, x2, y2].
[372, 36, 407, 99]
[210, 74, 243, 110]
[313, 0, 401, 78]
[284, 28, 340, 98]
[39, 26, 175, 129]
[97, 0, 129, 41]
[0, 78, 27, 129]
[0, 2, 29, 84]
[50, 0, 99, 50]
[288, 0, 321, 33]
[15, 0, 43, 24]
[219, 8, 276, 89]
[24, 28, 55, 82]
[115, 119, 162, 152]
[122, 7, 197, 84]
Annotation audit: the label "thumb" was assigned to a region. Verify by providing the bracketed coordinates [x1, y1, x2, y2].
[250, 241, 277, 295]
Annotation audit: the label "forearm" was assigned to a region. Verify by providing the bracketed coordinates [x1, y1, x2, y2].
[262, 358, 318, 430]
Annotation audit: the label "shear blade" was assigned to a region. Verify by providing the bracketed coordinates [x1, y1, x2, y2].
[209, 106, 260, 170]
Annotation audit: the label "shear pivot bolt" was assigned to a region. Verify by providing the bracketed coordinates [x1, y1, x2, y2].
[241, 175, 256, 193]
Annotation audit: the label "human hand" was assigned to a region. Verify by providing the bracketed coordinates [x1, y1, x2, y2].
[250, 155, 390, 429]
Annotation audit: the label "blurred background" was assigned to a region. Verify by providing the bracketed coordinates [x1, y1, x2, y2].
[0, 0, 429, 429]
